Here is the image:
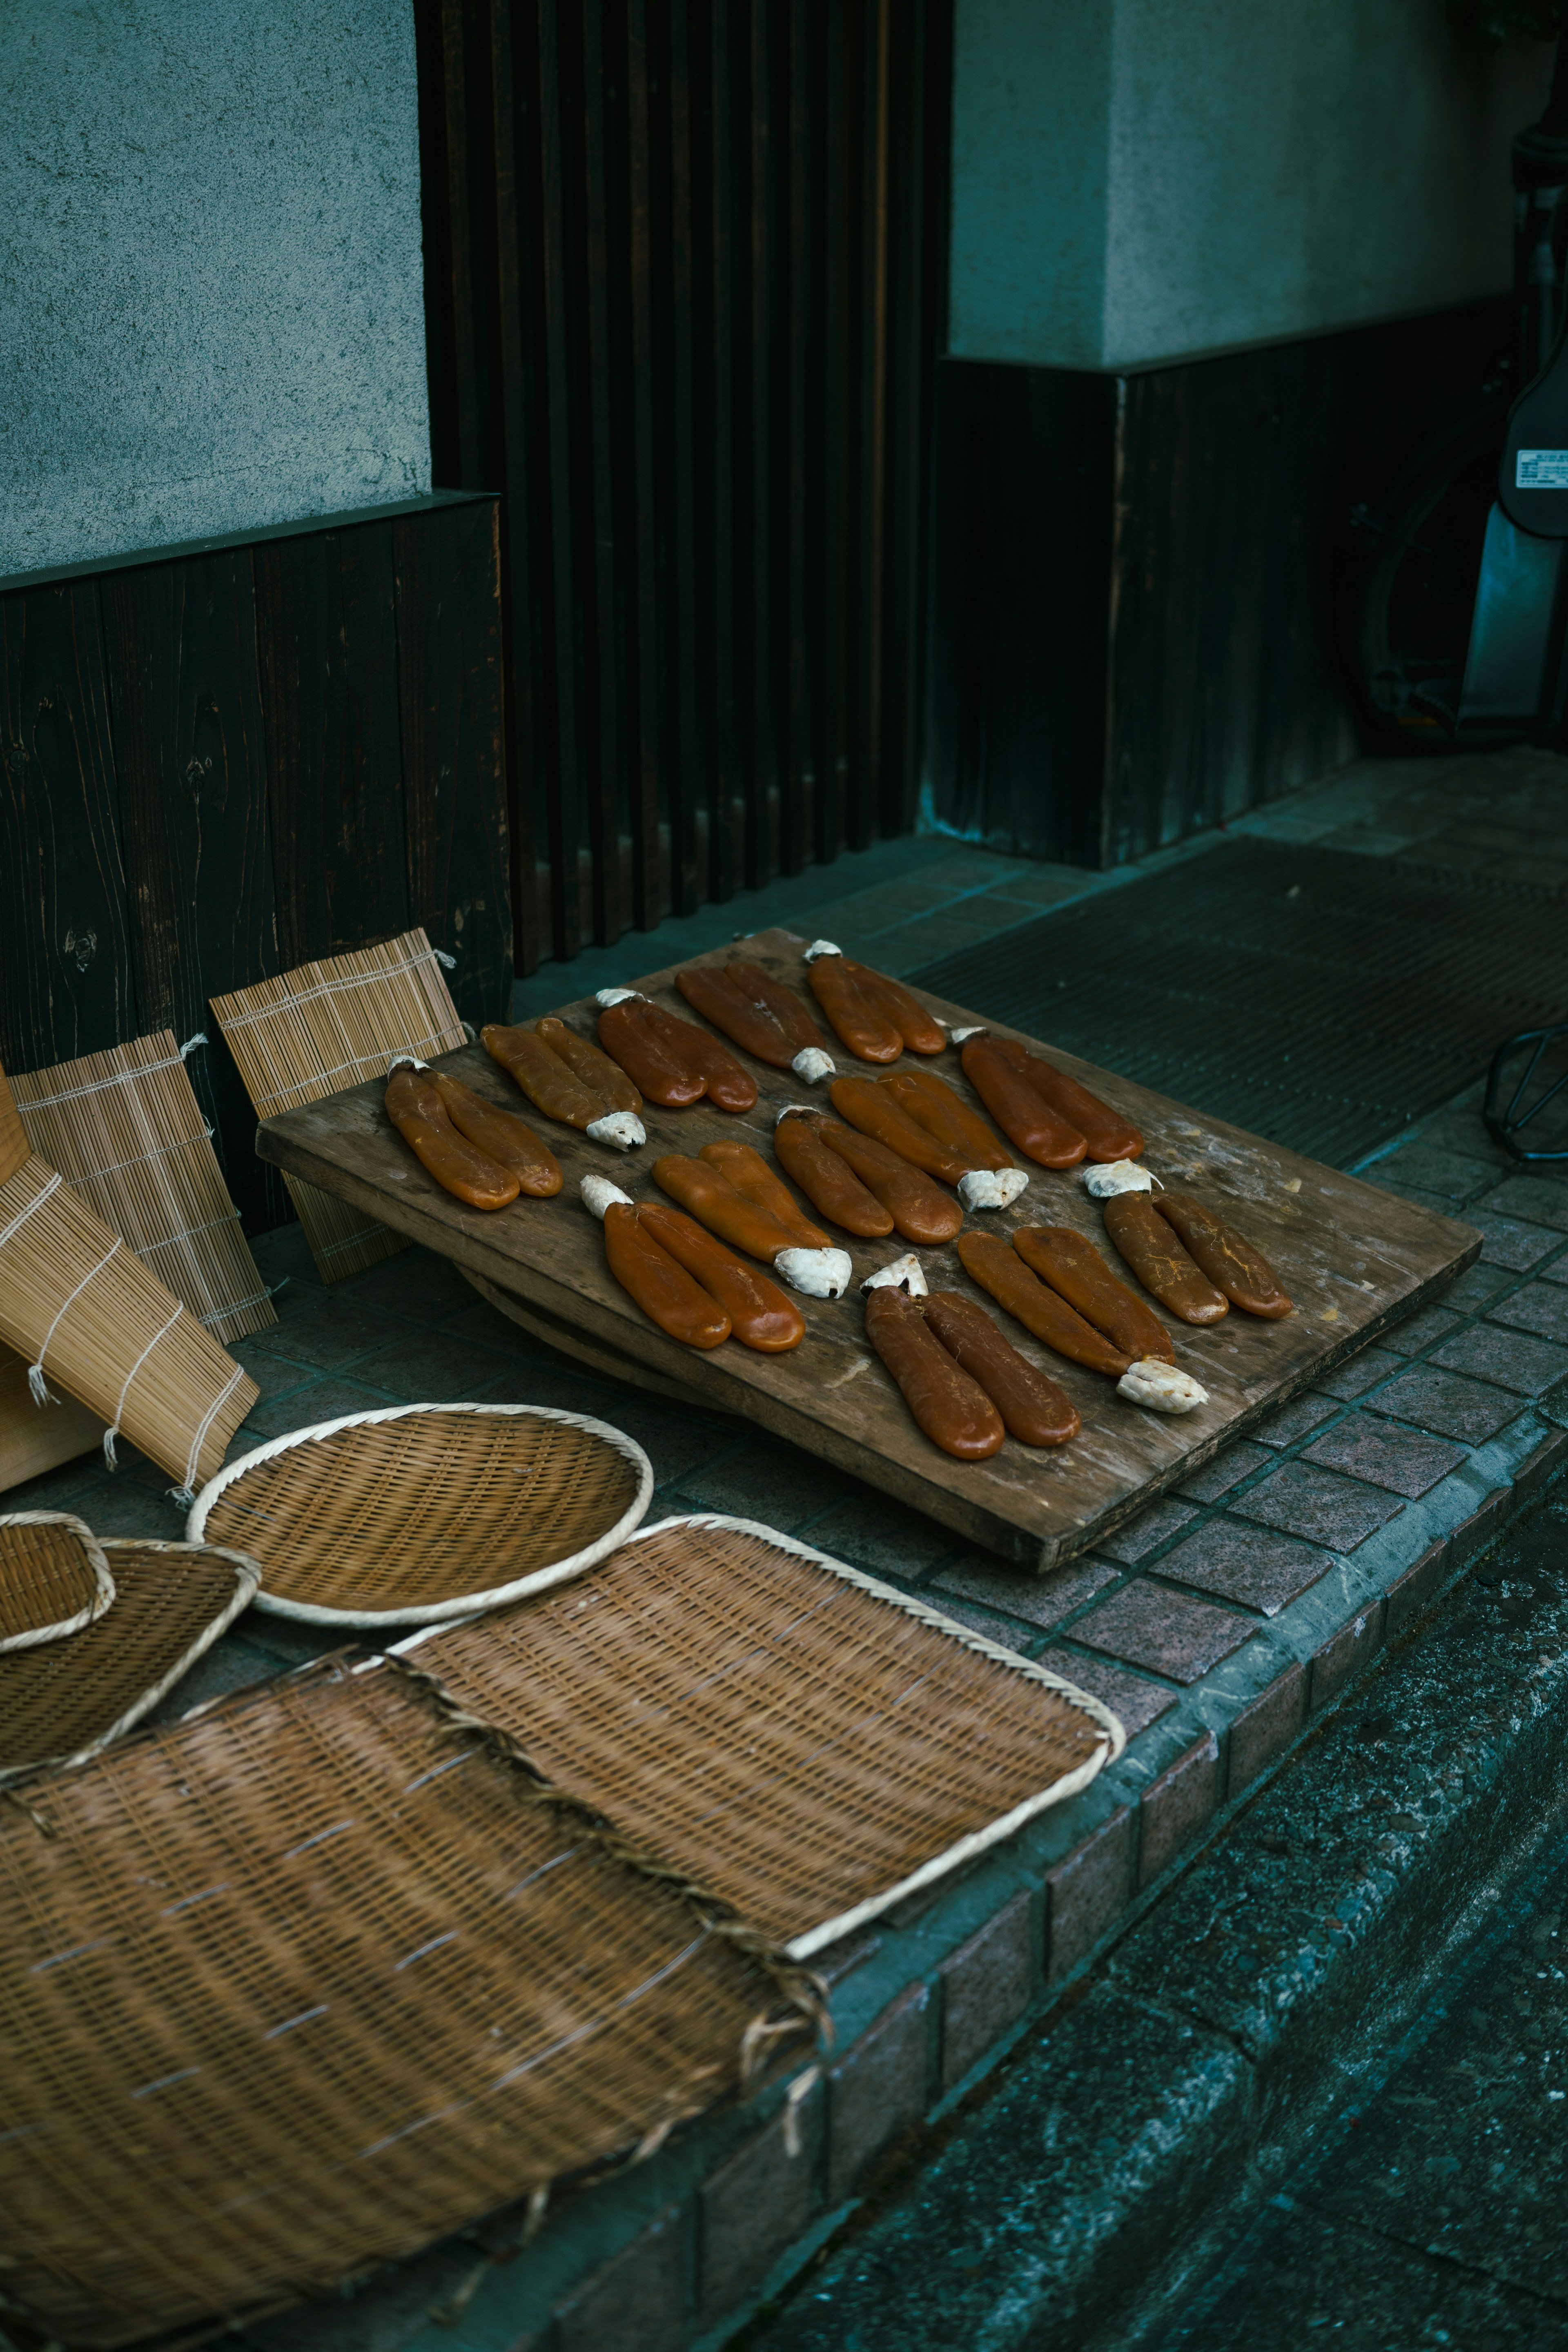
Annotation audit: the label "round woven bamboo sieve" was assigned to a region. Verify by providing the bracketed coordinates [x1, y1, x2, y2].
[0, 1538, 260, 1777]
[399, 1514, 1126, 1956]
[188, 1402, 654, 1625]
[0, 1656, 820, 2349]
[0, 1512, 115, 1654]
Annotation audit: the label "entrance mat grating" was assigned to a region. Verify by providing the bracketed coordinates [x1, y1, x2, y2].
[906, 841, 1568, 1169]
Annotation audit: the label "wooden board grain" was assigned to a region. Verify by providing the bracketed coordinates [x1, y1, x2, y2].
[256, 927, 1480, 1570]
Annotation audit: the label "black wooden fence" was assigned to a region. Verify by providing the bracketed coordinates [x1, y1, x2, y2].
[415, 0, 952, 974]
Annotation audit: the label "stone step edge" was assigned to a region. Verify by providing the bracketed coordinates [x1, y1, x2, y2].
[746, 1456, 1568, 2352]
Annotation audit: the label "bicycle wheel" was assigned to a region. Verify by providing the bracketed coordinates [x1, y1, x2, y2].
[1353, 395, 1522, 752]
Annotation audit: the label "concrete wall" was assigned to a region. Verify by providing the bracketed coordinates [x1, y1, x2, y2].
[951, 0, 1557, 372]
[0, 0, 430, 579]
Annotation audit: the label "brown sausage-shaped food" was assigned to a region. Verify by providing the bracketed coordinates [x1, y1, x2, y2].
[1013, 1227, 1176, 1362]
[773, 1113, 896, 1239]
[829, 1076, 971, 1187]
[597, 998, 708, 1106]
[637, 1201, 804, 1351]
[385, 1065, 521, 1211]
[880, 1068, 1015, 1172]
[482, 1023, 609, 1129]
[534, 1017, 642, 1113]
[600, 998, 758, 1112]
[960, 1034, 1088, 1169]
[1102, 1194, 1228, 1325]
[815, 1118, 964, 1243]
[992, 1038, 1144, 1164]
[854, 962, 947, 1055]
[675, 966, 799, 1069]
[603, 1203, 731, 1348]
[956, 1232, 1133, 1376]
[864, 1285, 1005, 1461]
[651, 1152, 804, 1263]
[1154, 1195, 1293, 1319]
[726, 962, 828, 1053]
[699, 1138, 831, 1250]
[921, 1292, 1080, 1447]
[430, 1072, 563, 1197]
[807, 954, 903, 1062]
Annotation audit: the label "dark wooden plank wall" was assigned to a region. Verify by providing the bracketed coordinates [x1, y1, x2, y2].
[927, 301, 1515, 871]
[415, 0, 953, 975]
[0, 497, 509, 1231]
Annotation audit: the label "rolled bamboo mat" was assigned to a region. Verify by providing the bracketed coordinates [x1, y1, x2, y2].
[210, 929, 468, 1283]
[0, 1657, 822, 2347]
[0, 1536, 259, 1776]
[10, 1030, 274, 1347]
[404, 1515, 1123, 1958]
[0, 1156, 257, 1493]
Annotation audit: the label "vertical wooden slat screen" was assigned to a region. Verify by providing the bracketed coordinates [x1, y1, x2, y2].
[416, 0, 952, 978]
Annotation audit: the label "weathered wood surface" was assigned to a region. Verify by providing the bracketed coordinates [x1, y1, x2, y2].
[256, 927, 1479, 1570]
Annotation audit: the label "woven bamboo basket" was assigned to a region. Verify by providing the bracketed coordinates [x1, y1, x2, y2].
[0, 1656, 821, 2348]
[188, 1402, 654, 1626]
[400, 1515, 1125, 1957]
[0, 1537, 260, 1778]
[0, 1512, 115, 1654]
[0, 1155, 258, 1492]
[209, 929, 468, 1283]
[10, 1030, 276, 1346]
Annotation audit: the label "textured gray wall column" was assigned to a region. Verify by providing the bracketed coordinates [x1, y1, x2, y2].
[0, 0, 431, 577]
[950, 0, 1557, 371]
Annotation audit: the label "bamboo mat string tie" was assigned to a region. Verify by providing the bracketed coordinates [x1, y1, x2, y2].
[178, 1032, 208, 1059]
[434, 949, 457, 967]
[0, 1169, 62, 1254]
[103, 1301, 185, 1469]
[168, 1362, 246, 1507]
[29, 1237, 121, 1405]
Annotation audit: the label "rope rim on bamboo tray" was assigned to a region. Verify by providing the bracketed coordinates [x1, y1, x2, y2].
[0, 1538, 260, 1781]
[0, 1512, 116, 1655]
[186, 1401, 655, 1627]
[394, 1512, 1128, 1961]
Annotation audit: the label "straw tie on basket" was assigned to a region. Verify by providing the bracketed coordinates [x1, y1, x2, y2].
[27, 1236, 120, 1405]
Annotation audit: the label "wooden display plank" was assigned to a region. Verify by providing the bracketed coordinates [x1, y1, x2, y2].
[255, 927, 1479, 1571]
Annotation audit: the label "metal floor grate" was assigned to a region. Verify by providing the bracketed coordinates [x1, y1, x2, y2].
[907, 841, 1568, 1169]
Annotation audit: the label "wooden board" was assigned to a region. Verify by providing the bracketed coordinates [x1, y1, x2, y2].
[255, 927, 1480, 1571]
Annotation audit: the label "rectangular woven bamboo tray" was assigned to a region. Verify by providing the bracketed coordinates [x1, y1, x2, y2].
[0, 1656, 820, 2348]
[254, 927, 1480, 1570]
[395, 1515, 1123, 1958]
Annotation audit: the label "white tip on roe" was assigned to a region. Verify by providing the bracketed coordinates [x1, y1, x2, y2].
[860, 1252, 928, 1298]
[775, 1245, 853, 1298]
[1083, 1159, 1153, 1198]
[958, 1167, 1030, 1211]
[775, 1104, 815, 1126]
[386, 1055, 430, 1074]
[803, 940, 842, 963]
[1116, 1360, 1208, 1414]
[586, 1110, 646, 1151]
[594, 987, 643, 1007]
[949, 1025, 987, 1044]
[791, 1046, 836, 1084]
[579, 1174, 634, 1220]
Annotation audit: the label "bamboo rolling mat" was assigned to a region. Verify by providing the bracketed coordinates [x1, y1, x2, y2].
[211, 930, 468, 1283]
[0, 1156, 257, 1493]
[10, 1031, 274, 1346]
